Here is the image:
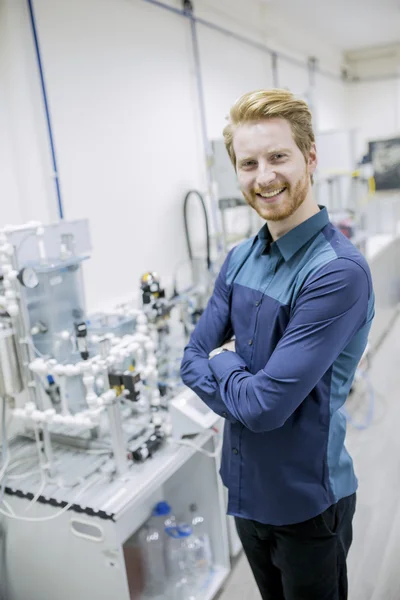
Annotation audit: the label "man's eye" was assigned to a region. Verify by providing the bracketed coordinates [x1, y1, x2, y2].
[241, 161, 256, 168]
[272, 154, 285, 161]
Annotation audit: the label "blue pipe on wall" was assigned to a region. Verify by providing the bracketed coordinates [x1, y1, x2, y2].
[27, 0, 64, 220]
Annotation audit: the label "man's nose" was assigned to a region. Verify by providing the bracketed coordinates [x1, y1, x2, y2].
[256, 166, 277, 188]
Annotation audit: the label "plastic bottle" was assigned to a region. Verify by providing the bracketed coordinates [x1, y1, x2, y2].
[138, 523, 165, 599]
[138, 501, 175, 599]
[158, 500, 176, 532]
[189, 503, 213, 586]
[165, 524, 198, 600]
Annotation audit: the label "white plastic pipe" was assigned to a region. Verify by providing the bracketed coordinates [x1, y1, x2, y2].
[58, 375, 69, 416]
[82, 373, 97, 409]
[2, 221, 42, 234]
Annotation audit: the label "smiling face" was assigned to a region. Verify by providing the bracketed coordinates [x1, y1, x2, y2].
[233, 118, 317, 222]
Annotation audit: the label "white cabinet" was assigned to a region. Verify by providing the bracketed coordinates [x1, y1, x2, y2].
[1, 432, 231, 600]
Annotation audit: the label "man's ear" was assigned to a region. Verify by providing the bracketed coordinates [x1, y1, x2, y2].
[308, 143, 317, 175]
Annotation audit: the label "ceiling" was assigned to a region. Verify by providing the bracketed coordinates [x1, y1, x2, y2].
[265, 0, 400, 51]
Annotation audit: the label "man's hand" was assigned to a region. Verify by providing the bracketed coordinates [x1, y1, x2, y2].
[222, 339, 236, 352]
[208, 339, 236, 360]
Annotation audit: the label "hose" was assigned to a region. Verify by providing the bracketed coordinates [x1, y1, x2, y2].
[183, 190, 211, 271]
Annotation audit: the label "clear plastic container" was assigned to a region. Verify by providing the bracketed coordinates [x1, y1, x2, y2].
[138, 524, 165, 599]
[189, 504, 213, 591]
[171, 575, 196, 600]
[138, 502, 175, 599]
[165, 524, 199, 600]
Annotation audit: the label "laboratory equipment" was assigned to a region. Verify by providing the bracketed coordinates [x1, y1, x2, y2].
[0, 219, 170, 482]
[141, 272, 172, 329]
[0, 218, 230, 600]
[169, 387, 220, 439]
[131, 428, 166, 463]
[0, 321, 23, 398]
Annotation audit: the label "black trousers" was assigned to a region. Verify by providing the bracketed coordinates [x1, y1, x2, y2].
[235, 493, 356, 600]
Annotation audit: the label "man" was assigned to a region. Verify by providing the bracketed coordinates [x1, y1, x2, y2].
[180, 89, 375, 600]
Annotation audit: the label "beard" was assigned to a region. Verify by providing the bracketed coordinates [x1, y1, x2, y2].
[243, 168, 310, 222]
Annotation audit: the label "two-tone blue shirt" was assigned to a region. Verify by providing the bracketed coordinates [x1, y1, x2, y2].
[180, 207, 375, 526]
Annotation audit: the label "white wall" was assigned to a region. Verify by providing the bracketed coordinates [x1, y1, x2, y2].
[277, 62, 309, 98]
[0, 0, 58, 227]
[345, 47, 400, 160]
[1, 0, 348, 313]
[198, 25, 274, 141]
[347, 80, 400, 160]
[316, 75, 348, 133]
[0, 1, 29, 226]
[30, 0, 208, 311]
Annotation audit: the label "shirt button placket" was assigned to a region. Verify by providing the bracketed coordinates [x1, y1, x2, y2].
[230, 430, 241, 514]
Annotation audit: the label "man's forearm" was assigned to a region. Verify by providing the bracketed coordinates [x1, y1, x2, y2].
[180, 344, 237, 421]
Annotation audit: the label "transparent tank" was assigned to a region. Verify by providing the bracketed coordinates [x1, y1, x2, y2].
[25, 258, 88, 363]
[8, 220, 92, 414]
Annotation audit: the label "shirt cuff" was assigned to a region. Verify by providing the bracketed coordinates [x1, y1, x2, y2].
[209, 350, 247, 382]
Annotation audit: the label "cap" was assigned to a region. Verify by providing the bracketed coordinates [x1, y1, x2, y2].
[152, 501, 172, 517]
[165, 524, 193, 539]
[177, 524, 193, 538]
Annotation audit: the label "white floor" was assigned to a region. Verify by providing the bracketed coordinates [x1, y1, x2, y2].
[217, 312, 400, 600]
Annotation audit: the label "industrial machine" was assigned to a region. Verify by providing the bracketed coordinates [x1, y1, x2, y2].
[0, 219, 230, 600]
[0, 220, 173, 478]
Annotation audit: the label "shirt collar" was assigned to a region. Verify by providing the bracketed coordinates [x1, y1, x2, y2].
[256, 206, 330, 262]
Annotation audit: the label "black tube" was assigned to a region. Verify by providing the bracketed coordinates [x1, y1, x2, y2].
[183, 190, 211, 272]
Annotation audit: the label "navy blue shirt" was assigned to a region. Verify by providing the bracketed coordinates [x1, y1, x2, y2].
[181, 207, 375, 525]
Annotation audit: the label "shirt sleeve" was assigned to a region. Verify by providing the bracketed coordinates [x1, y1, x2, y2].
[180, 251, 237, 421]
[208, 258, 372, 432]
